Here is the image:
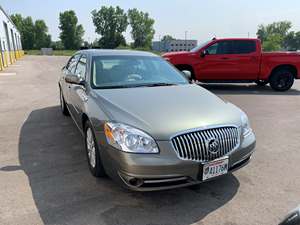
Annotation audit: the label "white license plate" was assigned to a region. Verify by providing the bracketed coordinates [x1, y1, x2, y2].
[202, 157, 229, 181]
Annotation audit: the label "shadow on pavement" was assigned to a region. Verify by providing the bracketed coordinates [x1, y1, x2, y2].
[7, 106, 240, 225]
[201, 83, 300, 95]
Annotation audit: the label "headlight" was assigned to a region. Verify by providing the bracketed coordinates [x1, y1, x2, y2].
[241, 112, 252, 136]
[104, 122, 159, 153]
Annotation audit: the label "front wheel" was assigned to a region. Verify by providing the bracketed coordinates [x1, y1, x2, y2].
[269, 69, 294, 91]
[84, 121, 106, 177]
[60, 88, 69, 116]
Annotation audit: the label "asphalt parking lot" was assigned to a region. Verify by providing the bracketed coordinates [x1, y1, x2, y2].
[0, 55, 300, 225]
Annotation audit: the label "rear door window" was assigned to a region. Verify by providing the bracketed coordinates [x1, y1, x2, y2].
[233, 40, 256, 54]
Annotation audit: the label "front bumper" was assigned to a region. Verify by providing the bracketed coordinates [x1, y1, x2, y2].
[96, 131, 256, 191]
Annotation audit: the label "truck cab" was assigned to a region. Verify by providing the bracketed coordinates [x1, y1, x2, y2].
[163, 38, 300, 91]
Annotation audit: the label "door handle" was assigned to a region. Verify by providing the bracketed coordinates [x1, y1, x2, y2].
[221, 57, 229, 60]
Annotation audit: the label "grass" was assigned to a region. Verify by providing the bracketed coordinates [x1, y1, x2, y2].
[25, 50, 77, 56]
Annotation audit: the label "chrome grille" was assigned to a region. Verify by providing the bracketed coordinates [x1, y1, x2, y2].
[171, 126, 240, 162]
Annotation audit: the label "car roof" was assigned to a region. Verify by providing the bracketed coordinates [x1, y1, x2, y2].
[78, 49, 159, 57]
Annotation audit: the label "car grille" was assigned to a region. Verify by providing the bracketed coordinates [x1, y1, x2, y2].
[171, 126, 240, 162]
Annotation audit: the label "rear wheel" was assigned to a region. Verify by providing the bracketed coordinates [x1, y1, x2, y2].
[84, 121, 106, 177]
[60, 88, 69, 116]
[269, 69, 294, 91]
[255, 80, 268, 87]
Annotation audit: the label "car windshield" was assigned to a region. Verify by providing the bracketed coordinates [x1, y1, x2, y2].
[190, 40, 211, 52]
[91, 55, 188, 89]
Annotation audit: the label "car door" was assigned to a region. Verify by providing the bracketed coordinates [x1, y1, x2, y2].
[196, 40, 239, 80]
[62, 54, 81, 106]
[229, 40, 260, 80]
[69, 54, 88, 129]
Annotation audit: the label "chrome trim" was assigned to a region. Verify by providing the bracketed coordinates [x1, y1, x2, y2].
[170, 125, 241, 163]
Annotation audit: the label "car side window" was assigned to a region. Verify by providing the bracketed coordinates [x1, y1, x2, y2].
[75, 55, 87, 79]
[233, 41, 256, 54]
[66, 54, 80, 74]
[206, 43, 218, 54]
[205, 41, 235, 55]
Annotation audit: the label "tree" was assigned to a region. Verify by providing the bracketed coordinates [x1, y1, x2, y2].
[11, 14, 51, 50]
[257, 21, 292, 51]
[283, 31, 300, 51]
[128, 8, 155, 49]
[11, 14, 35, 50]
[91, 6, 128, 49]
[161, 35, 175, 42]
[34, 20, 51, 49]
[59, 10, 85, 49]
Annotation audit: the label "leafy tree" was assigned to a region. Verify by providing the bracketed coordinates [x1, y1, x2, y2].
[91, 6, 128, 49]
[128, 8, 155, 48]
[34, 20, 51, 49]
[161, 35, 175, 42]
[257, 21, 292, 51]
[11, 14, 51, 50]
[51, 41, 64, 50]
[11, 14, 35, 50]
[59, 10, 85, 49]
[283, 31, 300, 51]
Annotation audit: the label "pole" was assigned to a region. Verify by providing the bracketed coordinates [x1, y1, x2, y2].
[185, 31, 187, 51]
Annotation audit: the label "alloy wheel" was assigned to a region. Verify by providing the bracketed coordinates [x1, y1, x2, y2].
[86, 128, 96, 168]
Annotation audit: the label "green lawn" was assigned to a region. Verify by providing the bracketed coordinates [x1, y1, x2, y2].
[25, 50, 76, 56]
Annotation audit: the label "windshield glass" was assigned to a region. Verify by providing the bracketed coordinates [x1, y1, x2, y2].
[190, 40, 211, 52]
[91, 55, 188, 89]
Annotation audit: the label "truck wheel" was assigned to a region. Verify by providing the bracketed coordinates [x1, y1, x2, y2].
[269, 69, 294, 91]
[255, 80, 268, 86]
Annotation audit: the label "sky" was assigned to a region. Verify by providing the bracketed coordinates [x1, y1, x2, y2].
[2, 0, 300, 44]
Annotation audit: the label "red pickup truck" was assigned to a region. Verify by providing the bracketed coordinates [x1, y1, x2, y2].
[163, 38, 300, 91]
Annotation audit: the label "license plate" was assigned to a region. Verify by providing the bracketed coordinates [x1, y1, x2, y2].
[202, 157, 229, 181]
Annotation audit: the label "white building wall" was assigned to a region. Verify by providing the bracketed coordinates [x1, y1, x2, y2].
[0, 5, 23, 67]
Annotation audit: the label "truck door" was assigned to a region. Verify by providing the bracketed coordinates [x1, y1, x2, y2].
[196, 40, 260, 80]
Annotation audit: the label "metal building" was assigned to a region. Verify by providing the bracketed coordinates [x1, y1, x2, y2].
[152, 39, 198, 52]
[0, 5, 24, 71]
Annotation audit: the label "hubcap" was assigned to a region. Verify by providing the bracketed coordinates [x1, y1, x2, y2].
[86, 128, 96, 168]
[277, 76, 290, 88]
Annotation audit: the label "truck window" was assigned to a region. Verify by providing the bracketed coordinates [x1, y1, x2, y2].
[206, 41, 235, 55]
[233, 40, 256, 54]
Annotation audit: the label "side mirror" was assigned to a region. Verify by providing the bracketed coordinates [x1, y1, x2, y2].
[182, 70, 192, 80]
[200, 50, 207, 58]
[65, 74, 85, 86]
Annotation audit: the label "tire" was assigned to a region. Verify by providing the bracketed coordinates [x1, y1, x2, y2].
[255, 80, 268, 86]
[59, 88, 70, 116]
[84, 121, 106, 177]
[269, 69, 294, 91]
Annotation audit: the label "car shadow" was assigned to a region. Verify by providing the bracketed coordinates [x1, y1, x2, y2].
[200, 83, 300, 96]
[2, 106, 240, 225]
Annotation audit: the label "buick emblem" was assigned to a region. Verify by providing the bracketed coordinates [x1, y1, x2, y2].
[207, 138, 220, 154]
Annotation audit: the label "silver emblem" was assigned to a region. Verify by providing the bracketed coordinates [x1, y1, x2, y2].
[207, 138, 220, 154]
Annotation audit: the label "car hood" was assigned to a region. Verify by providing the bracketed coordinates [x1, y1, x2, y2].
[93, 84, 242, 140]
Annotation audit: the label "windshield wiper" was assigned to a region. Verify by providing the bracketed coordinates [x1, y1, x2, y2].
[96, 83, 177, 89]
[140, 83, 177, 87]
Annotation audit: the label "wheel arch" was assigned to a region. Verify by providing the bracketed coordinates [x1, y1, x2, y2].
[270, 64, 298, 79]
